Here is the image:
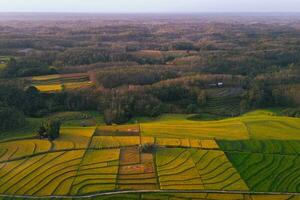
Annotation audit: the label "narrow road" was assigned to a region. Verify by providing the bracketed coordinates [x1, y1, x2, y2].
[1, 189, 300, 199]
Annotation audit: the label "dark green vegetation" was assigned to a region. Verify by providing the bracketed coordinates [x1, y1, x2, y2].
[0, 14, 299, 134]
[38, 119, 61, 140]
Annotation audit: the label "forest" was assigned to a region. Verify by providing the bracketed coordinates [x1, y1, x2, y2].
[0, 14, 299, 130]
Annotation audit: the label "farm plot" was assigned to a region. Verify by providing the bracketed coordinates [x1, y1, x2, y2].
[155, 138, 219, 149]
[117, 147, 158, 190]
[90, 136, 140, 149]
[0, 150, 84, 196]
[52, 127, 95, 150]
[242, 115, 300, 140]
[141, 114, 249, 140]
[156, 148, 204, 190]
[30, 73, 92, 92]
[226, 152, 300, 192]
[70, 149, 120, 195]
[34, 84, 62, 92]
[189, 149, 248, 191]
[0, 139, 52, 162]
[96, 124, 140, 136]
[218, 140, 300, 155]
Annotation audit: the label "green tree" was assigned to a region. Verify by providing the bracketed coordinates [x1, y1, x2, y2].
[45, 119, 61, 141]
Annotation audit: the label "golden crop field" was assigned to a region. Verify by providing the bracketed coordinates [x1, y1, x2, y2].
[1, 111, 300, 198]
[34, 84, 62, 92]
[29, 73, 92, 93]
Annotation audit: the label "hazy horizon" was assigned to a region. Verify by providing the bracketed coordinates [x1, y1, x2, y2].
[1, 0, 300, 13]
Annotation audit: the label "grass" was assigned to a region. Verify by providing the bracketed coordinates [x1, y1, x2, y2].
[218, 140, 300, 155]
[58, 111, 104, 127]
[141, 110, 300, 140]
[0, 111, 101, 142]
[0, 118, 44, 141]
[141, 114, 249, 140]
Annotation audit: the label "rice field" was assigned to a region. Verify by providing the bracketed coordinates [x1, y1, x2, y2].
[70, 149, 120, 195]
[226, 152, 300, 192]
[0, 150, 84, 196]
[218, 140, 300, 154]
[52, 127, 95, 150]
[141, 112, 300, 140]
[141, 114, 249, 140]
[189, 149, 248, 190]
[0, 110, 300, 198]
[0, 139, 52, 162]
[117, 147, 158, 190]
[29, 73, 92, 92]
[34, 84, 62, 92]
[90, 135, 219, 150]
[156, 148, 204, 190]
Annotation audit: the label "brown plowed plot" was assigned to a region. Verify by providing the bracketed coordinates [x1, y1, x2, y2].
[119, 146, 140, 165]
[117, 147, 158, 190]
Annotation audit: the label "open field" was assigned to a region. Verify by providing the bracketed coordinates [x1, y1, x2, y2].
[0, 110, 300, 198]
[141, 111, 300, 140]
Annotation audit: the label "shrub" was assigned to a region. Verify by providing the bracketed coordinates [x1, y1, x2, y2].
[140, 143, 158, 153]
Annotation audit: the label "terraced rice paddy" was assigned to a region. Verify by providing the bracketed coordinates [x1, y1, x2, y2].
[28, 73, 92, 92]
[70, 149, 120, 195]
[0, 139, 52, 162]
[189, 149, 248, 190]
[156, 148, 204, 190]
[0, 150, 84, 196]
[0, 111, 300, 198]
[226, 152, 300, 192]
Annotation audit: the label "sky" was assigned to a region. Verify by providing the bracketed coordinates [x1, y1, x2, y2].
[0, 0, 300, 13]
